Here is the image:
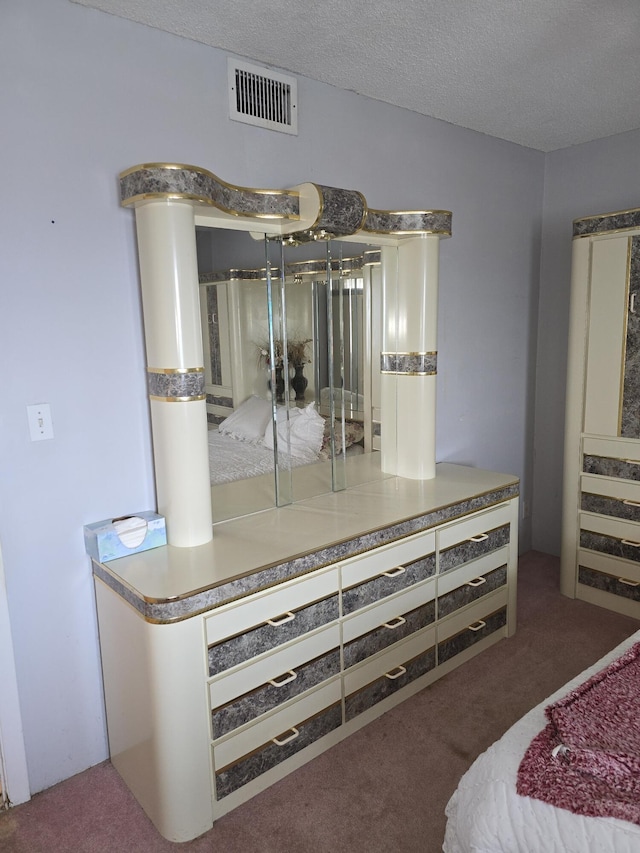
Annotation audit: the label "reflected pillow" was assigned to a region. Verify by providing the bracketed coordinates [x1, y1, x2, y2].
[263, 403, 325, 460]
[219, 395, 273, 443]
[321, 417, 366, 454]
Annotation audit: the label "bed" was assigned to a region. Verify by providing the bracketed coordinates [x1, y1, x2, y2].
[443, 628, 640, 853]
[208, 395, 365, 486]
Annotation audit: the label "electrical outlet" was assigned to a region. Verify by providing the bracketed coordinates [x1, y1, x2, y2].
[521, 499, 530, 519]
[27, 403, 54, 441]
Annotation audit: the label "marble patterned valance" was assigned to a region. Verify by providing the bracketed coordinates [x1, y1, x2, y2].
[120, 163, 452, 242]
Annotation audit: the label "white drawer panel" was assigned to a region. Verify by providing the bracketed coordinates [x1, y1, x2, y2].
[213, 678, 341, 768]
[578, 548, 640, 583]
[437, 503, 511, 551]
[580, 512, 640, 542]
[436, 587, 508, 643]
[342, 579, 435, 644]
[206, 568, 339, 644]
[583, 435, 640, 463]
[209, 624, 340, 708]
[437, 547, 508, 597]
[581, 474, 640, 501]
[340, 530, 435, 589]
[343, 625, 436, 696]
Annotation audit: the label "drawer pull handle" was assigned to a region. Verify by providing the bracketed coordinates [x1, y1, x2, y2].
[631, 293, 637, 315]
[621, 540, 640, 548]
[466, 576, 487, 588]
[266, 612, 296, 627]
[468, 620, 487, 632]
[384, 665, 407, 681]
[269, 670, 297, 688]
[469, 533, 489, 543]
[622, 499, 640, 507]
[383, 616, 406, 630]
[618, 577, 640, 587]
[381, 566, 406, 578]
[623, 459, 640, 465]
[272, 727, 299, 747]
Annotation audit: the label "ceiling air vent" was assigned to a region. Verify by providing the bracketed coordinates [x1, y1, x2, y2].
[228, 59, 298, 135]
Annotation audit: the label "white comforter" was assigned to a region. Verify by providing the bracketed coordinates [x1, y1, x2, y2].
[443, 629, 640, 853]
[208, 428, 313, 485]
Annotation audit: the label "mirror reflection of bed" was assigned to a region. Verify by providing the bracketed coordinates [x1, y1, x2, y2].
[197, 228, 388, 522]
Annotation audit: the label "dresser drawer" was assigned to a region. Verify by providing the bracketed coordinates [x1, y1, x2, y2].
[437, 605, 507, 666]
[582, 435, 640, 480]
[581, 473, 640, 522]
[344, 628, 436, 721]
[211, 647, 341, 740]
[438, 504, 511, 574]
[208, 594, 339, 676]
[205, 568, 339, 646]
[343, 597, 435, 670]
[213, 680, 342, 799]
[206, 570, 339, 677]
[209, 624, 341, 737]
[580, 512, 640, 564]
[437, 564, 507, 620]
[341, 531, 436, 615]
[578, 565, 640, 603]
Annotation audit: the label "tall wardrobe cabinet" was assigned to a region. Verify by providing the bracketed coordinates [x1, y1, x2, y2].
[561, 208, 640, 619]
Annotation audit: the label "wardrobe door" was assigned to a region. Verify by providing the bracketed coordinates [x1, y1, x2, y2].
[583, 236, 630, 437]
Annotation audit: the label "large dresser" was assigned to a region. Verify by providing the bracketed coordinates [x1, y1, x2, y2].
[93, 463, 518, 842]
[562, 208, 640, 618]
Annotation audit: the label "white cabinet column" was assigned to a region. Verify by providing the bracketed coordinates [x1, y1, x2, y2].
[380, 236, 440, 479]
[134, 200, 213, 546]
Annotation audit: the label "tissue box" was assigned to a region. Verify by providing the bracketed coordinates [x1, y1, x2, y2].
[84, 511, 167, 562]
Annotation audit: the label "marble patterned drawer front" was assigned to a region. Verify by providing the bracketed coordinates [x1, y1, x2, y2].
[342, 552, 436, 615]
[343, 599, 436, 670]
[211, 648, 341, 740]
[579, 530, 640, 564]
[437, 566, 507, 619]
[437, 607, 507, 666]
[583, 455, 640, 480]
[439, 525, 509, 574]
[581, 492, 640, 522]
[214, 703, 342, 799]
[578, 566, 640, 603]
[208, 595, 339, 676]
[344, 646, 436, 722]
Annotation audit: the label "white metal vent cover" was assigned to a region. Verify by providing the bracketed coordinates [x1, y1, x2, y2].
[228, 59, 298, 135]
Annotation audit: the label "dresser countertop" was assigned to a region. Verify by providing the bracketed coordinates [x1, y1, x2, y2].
[93, 463, 518, 623]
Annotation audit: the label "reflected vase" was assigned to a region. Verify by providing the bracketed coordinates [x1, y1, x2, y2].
[291, 363, 308, 401]
[268, 365, 286, 403]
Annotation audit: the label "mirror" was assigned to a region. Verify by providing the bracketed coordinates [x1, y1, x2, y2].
[197, 227, 390, 522]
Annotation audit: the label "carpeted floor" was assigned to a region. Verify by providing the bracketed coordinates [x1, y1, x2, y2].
[1, 551, 638, 853]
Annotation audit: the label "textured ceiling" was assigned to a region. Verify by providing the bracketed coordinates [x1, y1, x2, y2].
[72, 0, 640, 151]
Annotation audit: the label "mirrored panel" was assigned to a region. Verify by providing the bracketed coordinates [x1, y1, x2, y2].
[197, 227, 392, 522]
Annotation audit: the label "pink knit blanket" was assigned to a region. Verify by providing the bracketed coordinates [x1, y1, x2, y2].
[517, 641, 640, 825]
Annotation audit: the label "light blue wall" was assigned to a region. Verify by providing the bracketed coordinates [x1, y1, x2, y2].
[1, 0, 543, 792]
[533, 128, 640, 555]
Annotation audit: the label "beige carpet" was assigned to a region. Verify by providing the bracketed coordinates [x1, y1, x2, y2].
[1, 551, 638, 853]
